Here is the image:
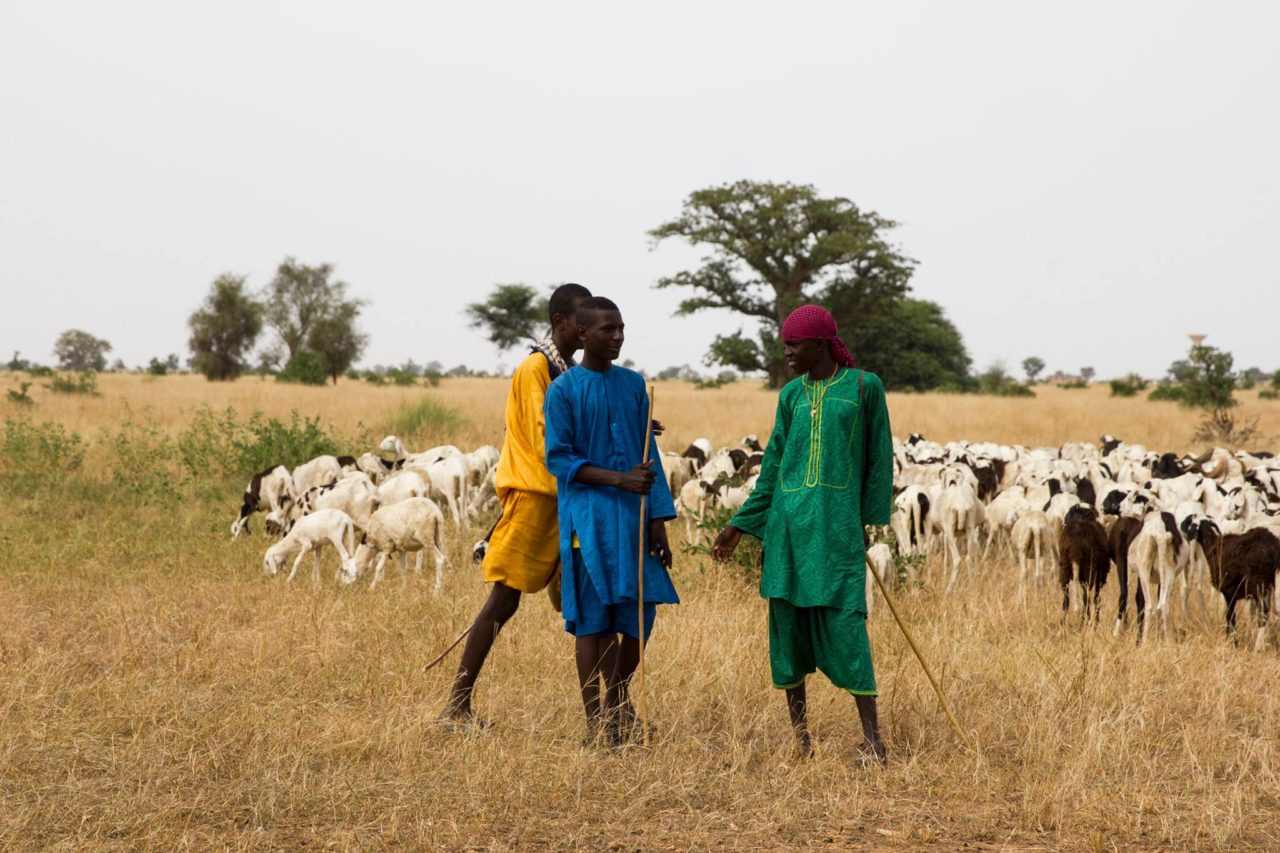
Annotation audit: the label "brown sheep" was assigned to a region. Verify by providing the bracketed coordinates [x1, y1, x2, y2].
[1059, 504, 1111, 622]
[1197, 524, 1280, 650]
[1108, 515, 1143, 635]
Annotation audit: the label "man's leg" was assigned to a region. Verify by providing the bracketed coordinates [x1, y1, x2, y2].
[575, 632, 618, 743]
[855, 694, 886, 764]
[786, 682, 812, 756]
[442, 582, 522, 721]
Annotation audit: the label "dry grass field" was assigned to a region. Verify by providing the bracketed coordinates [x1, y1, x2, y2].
[2, 372, 1279, 849]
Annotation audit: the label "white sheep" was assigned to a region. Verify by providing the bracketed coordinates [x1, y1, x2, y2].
[292, 454, 342, 497]
[231, 464, 294, 539]
[284, 477, 379, 532]
[348, 497, 449, 590]
[263, 508, 358, 583]
[1010, 509, 1057, 595]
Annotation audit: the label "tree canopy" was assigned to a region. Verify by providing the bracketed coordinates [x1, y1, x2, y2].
[261, 259, 360, 359]
[309, 300, 368, 385]
[53, 329, 112, 372]
[844, 298, 973, 392]
[188, 274, 263, 381]
[650, 180, 960, 388]
[1022, 357, 1045, 382]
[465, 284, 550, 352]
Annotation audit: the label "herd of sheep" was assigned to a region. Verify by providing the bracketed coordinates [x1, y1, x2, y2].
[230, 429, 1280, 648]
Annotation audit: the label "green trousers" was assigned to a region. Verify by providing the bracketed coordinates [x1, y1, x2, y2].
[768, 598, 877, 695]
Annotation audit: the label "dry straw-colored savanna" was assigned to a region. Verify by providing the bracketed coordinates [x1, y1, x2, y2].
[2, 371, 1279, 850]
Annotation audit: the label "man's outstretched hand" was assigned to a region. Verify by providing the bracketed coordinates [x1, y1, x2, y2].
[615, 459, 657, 494]
[711, 526, 743, 562]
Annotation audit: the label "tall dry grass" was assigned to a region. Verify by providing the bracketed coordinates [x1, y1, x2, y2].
[2, 372, 1279, 849]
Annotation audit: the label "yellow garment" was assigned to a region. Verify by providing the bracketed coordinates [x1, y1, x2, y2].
[494, 352, 557, 498]
[482, 489, 561, 593]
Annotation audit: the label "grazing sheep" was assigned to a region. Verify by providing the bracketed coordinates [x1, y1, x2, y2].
[1108, 515, 1144, 635]
[349, 497, 449, 590]
[1011, 509, 1057, 595]
[286, 477, 379, 533]
[1198, 524, 1280, 650]
[231, 464, 293, 538]
[263, 508, 359, 583]
[891, 486, 931, 555]
[937, 482, 984, 592]
[291, 454, 342, 497]
[1058, 504, 1110, 621]
[377, 469, 429, 507]
[1130, 511, 1188, 640]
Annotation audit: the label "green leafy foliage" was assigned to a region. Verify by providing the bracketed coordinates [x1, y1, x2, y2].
[177, 406, 341, 480]
[53, 329, 112, 372]
[260, 258, 367, 377]
[276, 350, 328, 386]
[466, 284, 549, 352]
[6, 382, 35, 406]
[99, 411, 179, 504]
[1109, 374, 1149, 397]
[1147, 383, 1185, 402]
[977, 363, 1035, 397]
[1260, 389, 1278, 401]
[681, 504, 762, 582]
[188, 274, 263, 380]
[0, 417, 85, 489]
[46, 371, 99, 395]
[844, 298, 973, 392]
[1022, 357, 1046, 382]
[385, 397, 467, 447]
[651, 180, 937, 389]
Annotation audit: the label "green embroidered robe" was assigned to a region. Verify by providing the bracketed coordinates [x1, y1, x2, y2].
[731, 367, 895, 613]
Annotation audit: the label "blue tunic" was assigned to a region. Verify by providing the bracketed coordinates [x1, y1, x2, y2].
[544, 365, 679, 624]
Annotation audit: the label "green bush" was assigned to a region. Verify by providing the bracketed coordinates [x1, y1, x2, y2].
[177, 405, 341, 479]
[1, 417, 85, 488]
[681, 503, 762, 581]
[276, 350, 328, 386]
[386, 397, 467, 446]
[46, 371, 99, 395]
[6, 382, 35, 406]
[1259, 389, 1279, 401]
[364, 372, 387, 386]
[147, 357, 169, 376]
[977, 363, 1035, 397]
[1109, 374, 1149, 398]
[99, 411, 179, 504]
[1057, 380, 1088, 390]
[1148, 383, 1186, 403]
[27, 365, 54, 378]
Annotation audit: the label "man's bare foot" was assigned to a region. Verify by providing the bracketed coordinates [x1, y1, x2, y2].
[438, 702, 489, 733]
[793, 731, 814, 758]
[855, 739, 888, 767]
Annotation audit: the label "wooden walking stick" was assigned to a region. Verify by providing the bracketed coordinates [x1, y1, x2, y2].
[867, 562, 972, 749]
[635, 384, 655, 746]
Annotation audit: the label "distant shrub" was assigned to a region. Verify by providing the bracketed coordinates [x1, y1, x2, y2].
[978, 364, 1035, 397]
[46, 371, 99, 395]
[27, 365, 54, 378]
[1109, 374, 1149, 397]
[364, 372, 387, 386]
[1259, 389, 1279, 401]
[146, 357, 169, 376]
[276, 350, 328, 386]
[1148, 383, 1186, 403]
[6, 382, 35, 406]
[1057, 380, 1088, 390]
[178, 405, 340, 479]
[386, 397, 467, 445]
[0, 417, 85, 488]
[100, 411, 179, 504]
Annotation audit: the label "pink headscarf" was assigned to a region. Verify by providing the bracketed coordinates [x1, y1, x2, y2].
[781, 304, 856, 368]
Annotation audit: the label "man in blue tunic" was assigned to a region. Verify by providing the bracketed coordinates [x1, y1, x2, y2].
[544, 296, 678, 746]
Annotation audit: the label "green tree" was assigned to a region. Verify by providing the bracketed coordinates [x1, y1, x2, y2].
[188, 274, 263, 381]
[276, 350, 328, 385]
[261, 258, 358, 359]
[1080, 366, 1096, 383]
[650, 180, 916, 388]
[1178, 344, 1236, 410]
[465, 284, 549, 351]
[843, 298, 973, 392]
[308, 300, 368, 384]
[53, 329, 112, 372]
[1021, 356, 1045, 383]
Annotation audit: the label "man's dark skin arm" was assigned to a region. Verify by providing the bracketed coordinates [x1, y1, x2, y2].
[573, 460, 673, 569]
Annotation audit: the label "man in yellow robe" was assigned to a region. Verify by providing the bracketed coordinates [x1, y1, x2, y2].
[441, 283, 591, 727]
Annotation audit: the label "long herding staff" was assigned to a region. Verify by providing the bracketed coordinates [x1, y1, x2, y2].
[867, 560, 971, 748]
[634, 384, 655, 746]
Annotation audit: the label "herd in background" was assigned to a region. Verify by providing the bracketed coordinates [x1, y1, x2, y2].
[228, 425, 1280, 650]
[664, 431, 1280, 648]
[231, 436, 501, 589]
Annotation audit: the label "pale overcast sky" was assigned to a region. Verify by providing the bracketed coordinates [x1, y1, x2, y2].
[2, 1, 1277, 380]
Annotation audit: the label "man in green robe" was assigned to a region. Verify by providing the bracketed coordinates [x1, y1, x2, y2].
[713, 304, 894, 763]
